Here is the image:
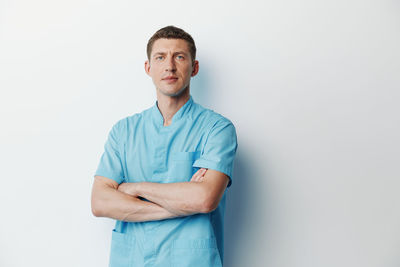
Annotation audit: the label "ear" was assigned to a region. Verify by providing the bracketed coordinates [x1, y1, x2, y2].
[144, 60, 151, 75]
[191, 60, 199, 77]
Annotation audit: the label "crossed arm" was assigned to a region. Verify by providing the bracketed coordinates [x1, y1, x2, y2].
[91, 169, 229, 222]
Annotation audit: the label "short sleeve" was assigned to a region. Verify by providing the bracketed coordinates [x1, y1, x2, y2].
[193, 119, 238, 187]
[94, 122, 125, 184]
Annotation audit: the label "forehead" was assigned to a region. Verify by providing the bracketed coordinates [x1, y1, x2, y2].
[151, 38, 190, 55]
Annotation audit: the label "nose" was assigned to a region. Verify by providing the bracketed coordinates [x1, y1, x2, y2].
[165, 55, 176, 72]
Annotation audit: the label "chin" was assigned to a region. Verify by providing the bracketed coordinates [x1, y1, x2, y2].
[159, 87, 188, 97]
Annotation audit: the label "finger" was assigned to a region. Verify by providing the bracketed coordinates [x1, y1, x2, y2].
[194, 168, 207, 182]
[190, 171, 200, 182]
[198, 168, 206, 177]
[194, 171, 203, 181]
[191, 168, 204, 182]
[197, 173, 205, 182]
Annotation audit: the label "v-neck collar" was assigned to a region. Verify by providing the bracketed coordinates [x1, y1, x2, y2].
[152, 95, 194, 128]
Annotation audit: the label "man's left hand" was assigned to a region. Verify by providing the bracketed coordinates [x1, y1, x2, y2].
[118, 182, 140, 197]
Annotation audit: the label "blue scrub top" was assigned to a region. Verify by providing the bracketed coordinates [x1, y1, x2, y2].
[95, 96, 238, 267]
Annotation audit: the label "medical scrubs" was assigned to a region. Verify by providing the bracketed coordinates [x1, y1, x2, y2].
[94, 96, 238, 267]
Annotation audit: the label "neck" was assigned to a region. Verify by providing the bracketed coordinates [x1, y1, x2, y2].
[156, 88, 190, 126]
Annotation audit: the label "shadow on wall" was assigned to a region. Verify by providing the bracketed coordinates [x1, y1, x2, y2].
[190, 61, 211, 108]
[191, 65, 263, 264]
[224, 147, 265, 265]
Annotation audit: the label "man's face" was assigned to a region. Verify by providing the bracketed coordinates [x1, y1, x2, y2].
[145, 38, 199, 97]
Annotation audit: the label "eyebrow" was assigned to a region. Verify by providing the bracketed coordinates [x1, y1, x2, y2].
[152, 51, 189, 57]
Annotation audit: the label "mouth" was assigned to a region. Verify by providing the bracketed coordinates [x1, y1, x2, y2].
[162, 76, 178, 83]
[163, 76, 178, 80]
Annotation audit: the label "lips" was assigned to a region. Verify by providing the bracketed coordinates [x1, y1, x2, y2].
[162, 76, 178, 81]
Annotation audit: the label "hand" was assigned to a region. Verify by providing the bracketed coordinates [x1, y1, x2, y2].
[118, 182, 140, 197]
[190, 168, 207, 183]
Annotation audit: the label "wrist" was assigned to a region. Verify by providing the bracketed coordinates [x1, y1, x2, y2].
[136, 182, 146, 198]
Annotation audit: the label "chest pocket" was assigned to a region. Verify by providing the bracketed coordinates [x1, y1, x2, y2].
[169, 151, 201, 182]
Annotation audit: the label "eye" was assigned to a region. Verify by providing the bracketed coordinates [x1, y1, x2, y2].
[155, 56, 164, 60]
[176, 55, 184, 60]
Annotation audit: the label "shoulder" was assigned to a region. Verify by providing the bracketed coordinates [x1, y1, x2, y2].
[192, 101, 236, 132]
[109, 106, 153, 136]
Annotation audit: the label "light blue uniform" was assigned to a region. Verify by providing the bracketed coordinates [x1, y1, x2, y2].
[95, 96, 238, 267]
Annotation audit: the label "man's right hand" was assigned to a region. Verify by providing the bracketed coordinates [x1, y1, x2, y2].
[190, 168, 207, 183]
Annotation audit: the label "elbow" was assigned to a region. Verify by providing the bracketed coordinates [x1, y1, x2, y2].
[91, 198, 105, 217]
[181, 193, 216, 214]
[201, 200, 218, 213]
[91, 176, 116, 218]
[91, 206, 102, 217]
[177, 186, 221, 214]
[198, 194, 219, 213]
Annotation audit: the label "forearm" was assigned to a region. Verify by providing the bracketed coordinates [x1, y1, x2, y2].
[92, 181, 180, 222]
[129, 181, 210, 216]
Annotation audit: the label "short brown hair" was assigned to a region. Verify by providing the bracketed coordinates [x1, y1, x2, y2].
[146, 25, 196, 64]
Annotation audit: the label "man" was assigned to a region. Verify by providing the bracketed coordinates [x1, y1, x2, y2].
[91, 25, 238, 267]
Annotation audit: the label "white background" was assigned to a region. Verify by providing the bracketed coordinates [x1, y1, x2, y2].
[1, 0, 399, 266]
